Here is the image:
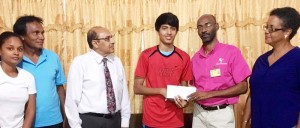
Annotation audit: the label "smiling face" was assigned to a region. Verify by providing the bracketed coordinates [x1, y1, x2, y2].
[0, 36, 24, 66]
[157, 24, 177, 45]
[22, 21, 45, 50]
[197, 15, 219, 45]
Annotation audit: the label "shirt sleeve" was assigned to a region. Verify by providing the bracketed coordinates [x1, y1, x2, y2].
[189, 59, 195, 86]
[120, 63, 131, 127]
[180, 54, 193, 82]
[134, 52, 148, 78]
[27, 72, 36, 94]
[65, 58, 83, 128]
[230, 49, 251, 83]
[55, 55, 66, 86]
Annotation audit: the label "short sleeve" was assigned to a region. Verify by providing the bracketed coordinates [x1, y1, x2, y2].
[180, 54, 193, 81]
[55, 55, 67, 86]
[134, 52, 148, 78]
[27, 72, 36, 94]
[230, 49, 251, 83]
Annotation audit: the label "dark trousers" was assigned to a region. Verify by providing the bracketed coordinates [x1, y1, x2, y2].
[79, 112, 121, 128]
[37, 122, 63, 128]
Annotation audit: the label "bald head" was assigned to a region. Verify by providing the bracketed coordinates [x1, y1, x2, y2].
[196, 14, 219, 45]
[197, 14, 216, 24]
[87, 26, 109, 49]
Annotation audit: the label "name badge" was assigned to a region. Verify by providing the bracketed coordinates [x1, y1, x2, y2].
[210, 68, 221, 77]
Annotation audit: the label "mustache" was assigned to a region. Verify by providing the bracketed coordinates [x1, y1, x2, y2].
[200, 33, 209, 37]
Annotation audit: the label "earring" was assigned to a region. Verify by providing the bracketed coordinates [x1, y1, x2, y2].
[284, 35, 287, 38]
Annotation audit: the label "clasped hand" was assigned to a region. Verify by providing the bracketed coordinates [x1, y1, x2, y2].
[187, 91, 213, 101]
[174, 95, 188, 108]
[160, 88, 188, 108]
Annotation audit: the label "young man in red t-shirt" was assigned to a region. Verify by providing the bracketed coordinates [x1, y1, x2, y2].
[134, 12, 193, 128]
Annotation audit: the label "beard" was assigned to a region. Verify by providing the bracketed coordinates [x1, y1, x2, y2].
[200, 31, 216, 45]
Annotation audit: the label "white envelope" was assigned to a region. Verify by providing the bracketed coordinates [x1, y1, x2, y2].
[166, 85, 196, 100]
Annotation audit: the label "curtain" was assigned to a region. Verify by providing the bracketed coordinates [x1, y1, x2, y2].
[1, 0, 300, 127]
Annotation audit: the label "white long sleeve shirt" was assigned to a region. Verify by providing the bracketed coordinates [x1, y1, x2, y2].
[65, 50, 130, 128]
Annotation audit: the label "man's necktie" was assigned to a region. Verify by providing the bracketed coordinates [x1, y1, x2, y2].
[102, 58, 116, 113]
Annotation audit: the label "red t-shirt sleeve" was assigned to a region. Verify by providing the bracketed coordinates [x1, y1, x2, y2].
[135, 52, 148, 78]
[180, 53, 193, 82]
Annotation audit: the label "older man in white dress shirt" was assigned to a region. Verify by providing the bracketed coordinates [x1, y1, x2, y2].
[65, 26, 131, 128]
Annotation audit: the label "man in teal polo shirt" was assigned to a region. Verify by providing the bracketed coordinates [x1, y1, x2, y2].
[13, 15, 67, 128]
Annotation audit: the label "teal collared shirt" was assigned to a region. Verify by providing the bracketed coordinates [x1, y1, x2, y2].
[18, 48, 66, 127]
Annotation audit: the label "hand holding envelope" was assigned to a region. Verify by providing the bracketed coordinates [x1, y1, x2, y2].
[166, 85, 197, 100]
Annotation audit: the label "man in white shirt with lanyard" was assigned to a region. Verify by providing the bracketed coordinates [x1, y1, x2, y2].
[65, 26, 131, 128]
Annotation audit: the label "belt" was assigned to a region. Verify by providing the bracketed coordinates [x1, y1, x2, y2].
[200, 104, 229, 111]
[80, 111, 120, 119]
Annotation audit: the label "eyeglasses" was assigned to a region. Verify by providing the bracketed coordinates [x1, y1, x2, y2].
[93, 35, 114, 42]
[263, 25, 285, 33]
[197, 23, 215, 31]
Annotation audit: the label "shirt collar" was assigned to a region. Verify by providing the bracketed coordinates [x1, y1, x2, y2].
[22, 48, 47, 65]
[90, 50, 114, 64]
[199, 40, 221, 57]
